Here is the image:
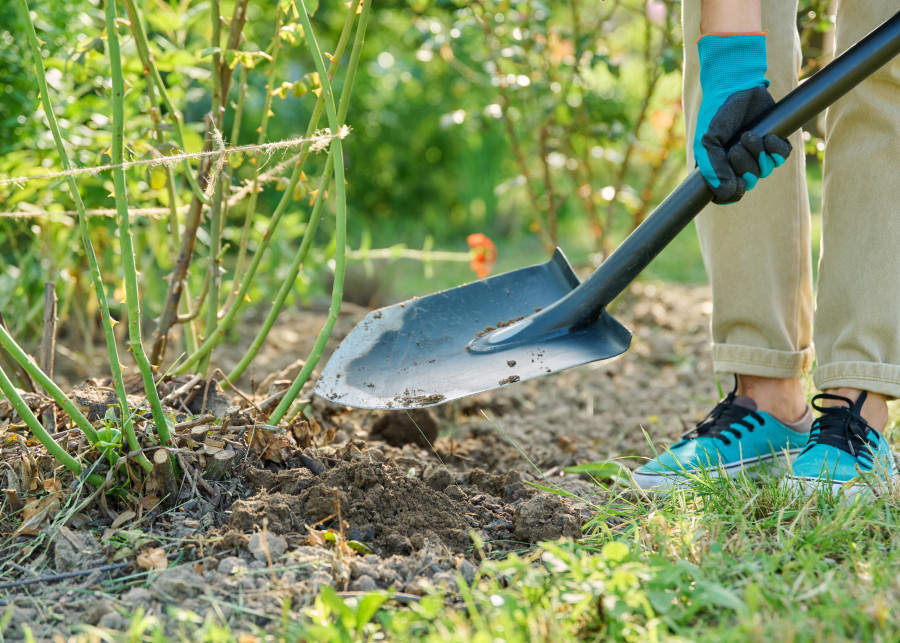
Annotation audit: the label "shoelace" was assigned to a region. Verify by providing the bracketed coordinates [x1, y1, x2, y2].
[679, 388, 763, 447]
[800, 392, 878, 469]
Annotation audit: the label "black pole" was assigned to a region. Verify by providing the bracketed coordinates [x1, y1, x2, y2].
[469, 10, 900, 353]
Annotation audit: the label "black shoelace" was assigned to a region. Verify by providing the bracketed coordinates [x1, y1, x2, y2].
[800, 392, 878, 469]
[678, 388, 763, 447]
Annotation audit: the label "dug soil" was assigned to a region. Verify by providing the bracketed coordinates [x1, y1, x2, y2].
[0, 282, 717, 639]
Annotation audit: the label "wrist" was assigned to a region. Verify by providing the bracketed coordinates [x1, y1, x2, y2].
[698, 33, 770, 98]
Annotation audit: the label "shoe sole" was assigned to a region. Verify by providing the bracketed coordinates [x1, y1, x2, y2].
[632, 448, 803, 493]
[783, 461, 899, 502]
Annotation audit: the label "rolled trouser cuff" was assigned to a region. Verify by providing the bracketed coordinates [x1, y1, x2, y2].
[712, 343, 813, 379]
[813, 362, 900, 400]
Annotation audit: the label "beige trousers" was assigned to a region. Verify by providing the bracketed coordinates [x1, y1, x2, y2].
[682, 0, 900, 397]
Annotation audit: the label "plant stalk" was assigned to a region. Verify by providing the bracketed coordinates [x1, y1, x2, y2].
[174, 0, 361, 374]
[104, 0, 172, 445]
[228, 0, 368, 382]
[0, 363, 104, 487]
[123, 0, 209, 205]
[270, 0, 359, 423]
[0, 324, 100, 445]
[17, 0, 151, 473]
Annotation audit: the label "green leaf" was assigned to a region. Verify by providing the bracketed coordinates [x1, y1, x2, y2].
[347, 540, 372, 554]
[524, 480, 578, 498]
[601, 541, 629, 563]
[563, 461, 630, 483]
[355, 592, 390, 630]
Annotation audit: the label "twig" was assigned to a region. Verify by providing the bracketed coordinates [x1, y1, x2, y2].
[0, 552, 181, 592]
[214, 369, 261, 413]
[160, 373, 203, 406]
[173, 414, 215, 432]
[40, 283, 58, 432]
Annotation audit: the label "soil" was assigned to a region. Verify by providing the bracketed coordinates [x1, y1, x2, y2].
[0, 281, 718, 640]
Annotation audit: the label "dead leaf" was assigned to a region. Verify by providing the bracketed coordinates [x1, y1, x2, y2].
[141, 494, 161, 511]
[43, 477, 62, 493]
[15, 493, 62, 536]
[111, 510, 136, 530]
[137, 546, 168, 571]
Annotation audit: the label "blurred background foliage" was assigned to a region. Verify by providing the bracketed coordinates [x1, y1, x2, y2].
[1, 0, 835, 361]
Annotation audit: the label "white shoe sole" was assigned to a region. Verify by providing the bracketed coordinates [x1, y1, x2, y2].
[632, 448, 804, 494]
[782, 461, 899, 502]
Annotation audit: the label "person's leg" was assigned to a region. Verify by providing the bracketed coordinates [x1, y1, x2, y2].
[633, 0, 813, 492]
[812, 0, 900, 409]
[786, 0, 899, 497]
[685, 0, 813, 422]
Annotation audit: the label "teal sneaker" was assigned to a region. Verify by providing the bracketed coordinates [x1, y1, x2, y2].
[632, 387, 810, 493]
[785, 392, 897, 500]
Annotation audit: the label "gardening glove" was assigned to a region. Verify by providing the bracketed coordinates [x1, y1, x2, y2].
[694, 33, 792, 204]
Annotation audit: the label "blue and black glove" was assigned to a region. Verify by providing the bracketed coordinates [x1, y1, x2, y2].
[694, 33, 792, 204]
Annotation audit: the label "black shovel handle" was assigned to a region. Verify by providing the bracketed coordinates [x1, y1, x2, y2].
[471, 9, 900, 353]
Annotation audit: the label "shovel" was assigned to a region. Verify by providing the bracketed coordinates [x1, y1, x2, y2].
[316, 11, 900, 410]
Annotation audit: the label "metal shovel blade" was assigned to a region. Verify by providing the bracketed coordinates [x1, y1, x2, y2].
[316, 249, 631, 409]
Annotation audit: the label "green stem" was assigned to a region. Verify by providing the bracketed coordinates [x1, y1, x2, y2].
[17, 0, 151, 473]
[174, 1, 361, 375]
[228, 0, 367, 382]
[269, 0, 358, 424]
[105, 0, 172, 446]
[123, 0, 209, 205]
[0, 364, 104, 487]
[0, 324, 100, 445]
[200, 0, 225, 376]
[224, 12, 284, 313]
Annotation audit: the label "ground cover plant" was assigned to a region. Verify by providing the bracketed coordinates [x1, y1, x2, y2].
[0, 0, 881, 641]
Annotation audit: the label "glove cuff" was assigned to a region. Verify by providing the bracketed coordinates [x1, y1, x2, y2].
[698, 34, 770, 99]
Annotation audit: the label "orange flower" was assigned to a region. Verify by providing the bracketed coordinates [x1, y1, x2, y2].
[467, 233, 497, 278]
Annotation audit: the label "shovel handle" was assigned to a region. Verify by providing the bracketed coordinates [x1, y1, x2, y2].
[470, 10, 900, 354]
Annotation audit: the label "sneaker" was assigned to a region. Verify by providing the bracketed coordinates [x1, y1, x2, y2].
[784, 392, 897, 500]
[632, 386, 811, 493]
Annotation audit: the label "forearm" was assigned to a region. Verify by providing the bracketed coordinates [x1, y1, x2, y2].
[700, 0, 761, 34]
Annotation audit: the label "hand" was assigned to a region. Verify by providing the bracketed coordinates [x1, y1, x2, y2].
[694, 34, 792, 204]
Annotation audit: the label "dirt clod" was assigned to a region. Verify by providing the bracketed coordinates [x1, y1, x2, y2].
[513, 494, 583, 542]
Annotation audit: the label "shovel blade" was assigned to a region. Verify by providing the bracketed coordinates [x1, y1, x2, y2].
[316, 249, 632, 409]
